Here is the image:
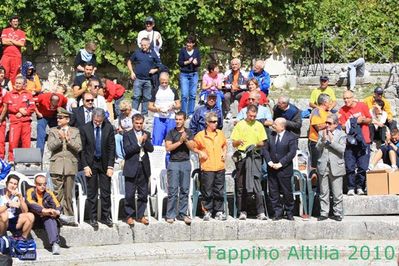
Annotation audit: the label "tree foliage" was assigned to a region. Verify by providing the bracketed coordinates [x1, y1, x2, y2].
[0, 0, 398, 75]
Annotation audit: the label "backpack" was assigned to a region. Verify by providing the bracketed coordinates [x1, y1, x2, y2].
[0, 236, 12, 255]
[11, 238, 37, 260]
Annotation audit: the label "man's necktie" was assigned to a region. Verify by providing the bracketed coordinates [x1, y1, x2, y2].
[276, 134, 280, 146]
[95, 126, 101, 157]
[86, 110, 92, 123]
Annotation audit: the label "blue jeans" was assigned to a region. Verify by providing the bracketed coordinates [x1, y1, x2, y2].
[115, 133, 125, 159]
[152, 117, 176, 145]
[180, 72, 198, 116]
[166, 160, 191, 219]
[344, 143, 370, 190]
[36, 116, 57, 155]
[133, 79, 152, 115]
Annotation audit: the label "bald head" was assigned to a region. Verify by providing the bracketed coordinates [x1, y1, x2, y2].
[273, 117, 287, 133]
[343, 90, 354, 107]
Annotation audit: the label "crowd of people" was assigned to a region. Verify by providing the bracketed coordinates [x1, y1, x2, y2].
[0, 14, 396, 257]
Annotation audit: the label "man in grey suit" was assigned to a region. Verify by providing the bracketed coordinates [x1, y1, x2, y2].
[316, 113, 346, 222]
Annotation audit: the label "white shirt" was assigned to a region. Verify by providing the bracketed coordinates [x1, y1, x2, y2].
[137, 30, 163, 57]
[152, 86, 178, 119]
[0, 194, 19, 219]
[79, 95, 108, 112]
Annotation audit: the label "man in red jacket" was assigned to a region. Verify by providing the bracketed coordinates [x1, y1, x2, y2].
[100, 78, 125, 117]
[35, 92, 68, 155]
[4, 76, 36, 163]
[0, 15, 26, 84]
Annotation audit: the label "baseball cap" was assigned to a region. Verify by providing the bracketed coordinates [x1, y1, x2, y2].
[145, 16, 155, 24]
[207, 91, 217, 97]
[374, 87, 384, 95]
[320, 76, 329, 82]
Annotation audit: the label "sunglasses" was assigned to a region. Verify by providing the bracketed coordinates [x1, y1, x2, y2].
[209, 120, 218, 123]
[85, 99, 94, 102]
[120, 109, 128, 112]
[326, 121, 333, 125]
[93, 85, 100, 89]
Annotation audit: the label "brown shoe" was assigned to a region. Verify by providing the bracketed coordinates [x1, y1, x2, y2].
[137, 217, 149, 225]
[166, 218, 174, 224]
[126, 217, 135, 226]
[183, 216, 192, 225]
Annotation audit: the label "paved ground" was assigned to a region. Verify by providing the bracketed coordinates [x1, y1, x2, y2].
[13, 239, 399, 266]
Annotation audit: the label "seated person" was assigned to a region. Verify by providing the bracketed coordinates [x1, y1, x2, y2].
[238, 78, 268, 112]
[20, 61, 42, 95]
[114, 100, 139, 161]
[369, 99, 387, 144]
[0, 174, 35, 240]
[247, 60, 270, 96]
[26, 174, 62, 255]
[303, 76, 336, 118]
[369, 129, 399, 170]
[201, 62, 224, 109]
[363, 87, 396, 131]
[223, 58, 247, 119]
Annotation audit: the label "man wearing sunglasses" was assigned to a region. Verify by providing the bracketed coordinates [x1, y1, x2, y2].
[70, 92, 95, 129]
[315, 113, 346, 222]
[26, 174, 63, 255]
[35, 92, 68, 155]
[72, 63, 102, 102]
[47, 108, 81, 226]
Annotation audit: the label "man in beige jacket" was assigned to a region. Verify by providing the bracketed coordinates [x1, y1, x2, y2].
[47, 108, 82, 225]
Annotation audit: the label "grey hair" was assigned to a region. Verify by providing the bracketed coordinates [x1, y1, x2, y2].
[205, 111, 218, 123]
[317, 93, 330, 106]
[92, 108, 106, 119]
[278, 96, 290, 104]
[275, 117, 287, 128]
[327, 113, 339, 125]
[119, 99, 132, 110]
[159, 72, 169, 80]
[231, 58, 241, 66]
[249, 91, 261, 100]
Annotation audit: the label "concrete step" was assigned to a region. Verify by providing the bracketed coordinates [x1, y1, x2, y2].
[344, 195, 399, 216]
[27, 215, 399, 250]
[14, 239, 399, 265]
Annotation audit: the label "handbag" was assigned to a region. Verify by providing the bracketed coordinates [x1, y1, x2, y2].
[11, 238, 37, 260]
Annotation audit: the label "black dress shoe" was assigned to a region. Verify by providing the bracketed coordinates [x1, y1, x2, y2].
[331, 215, 342, 222]
[286, 215, 295, 221]
[90, 219, 99, 229]
[272, 216, 282, 221]
[100, 217, 113, 227]
[318, 216, 328, 221]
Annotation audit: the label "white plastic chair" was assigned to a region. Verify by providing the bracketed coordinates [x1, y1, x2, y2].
[188, 153, 199, 218]
[75, 171, 87, 225]
[148, 146, 166, 220]
[155, 169, 168, 221]
[111, 170, 125, 223]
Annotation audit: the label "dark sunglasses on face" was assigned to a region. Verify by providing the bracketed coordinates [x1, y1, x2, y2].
[85, 99, 94, 102]
[326, 121, 333, 125]
[93, 85, 100, 89]
[209, 120, 218, 123]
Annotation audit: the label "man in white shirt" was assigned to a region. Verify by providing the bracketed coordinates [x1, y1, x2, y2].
[137, 16, 163, 58]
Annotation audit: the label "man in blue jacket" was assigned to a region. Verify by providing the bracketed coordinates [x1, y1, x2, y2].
[127, 37, 161, 115]
[248, 60, 271, 96]
[189, 91, 223, 136]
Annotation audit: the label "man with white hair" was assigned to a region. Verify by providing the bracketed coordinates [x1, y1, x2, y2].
[148, 72, 181, 145]
[223, 58, 247, 119]
[262, 117, 297, 221]
[273, 96, 302, 137]
[248, 60, 271, 96]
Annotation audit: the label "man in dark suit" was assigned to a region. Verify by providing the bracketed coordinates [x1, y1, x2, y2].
[70, 92, 95, 129]
[262, 117, 297, 221]
[80, 108, 115, 229]
[123, 113, 154, 226]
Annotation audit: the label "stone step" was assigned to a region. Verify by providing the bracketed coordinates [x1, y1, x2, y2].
[14, 239, 399, 265]
[343, 195, 399, 216]
[28, 215, 399, 250]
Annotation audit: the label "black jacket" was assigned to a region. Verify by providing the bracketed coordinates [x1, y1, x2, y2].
[79, 121, 115, 172]
[123, 130, 154, 178]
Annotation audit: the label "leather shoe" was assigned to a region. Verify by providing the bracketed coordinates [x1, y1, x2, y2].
[89, 219, 98, 230]
[272, 216, 282, 221]
[318, 216, 328, 221]
[331, 215, 342, 222]
[137, 217, 149, 225]
[286, 215, 295, 221]
[126, 217, 135, 226]
[100, 217, 113, 228]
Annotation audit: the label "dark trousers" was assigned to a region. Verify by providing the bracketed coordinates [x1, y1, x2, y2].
[345, 144, 370, 190]
[86, 159, 111, 220]
[369, 125, 387, 143]
[308, 140, 320, 168]
[235, 160, 265, 215]
[268, 172, 294, 217]
[201, 170, 225, 213]
[124, 162, 148, 219]
[34, 215, 59, 245]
